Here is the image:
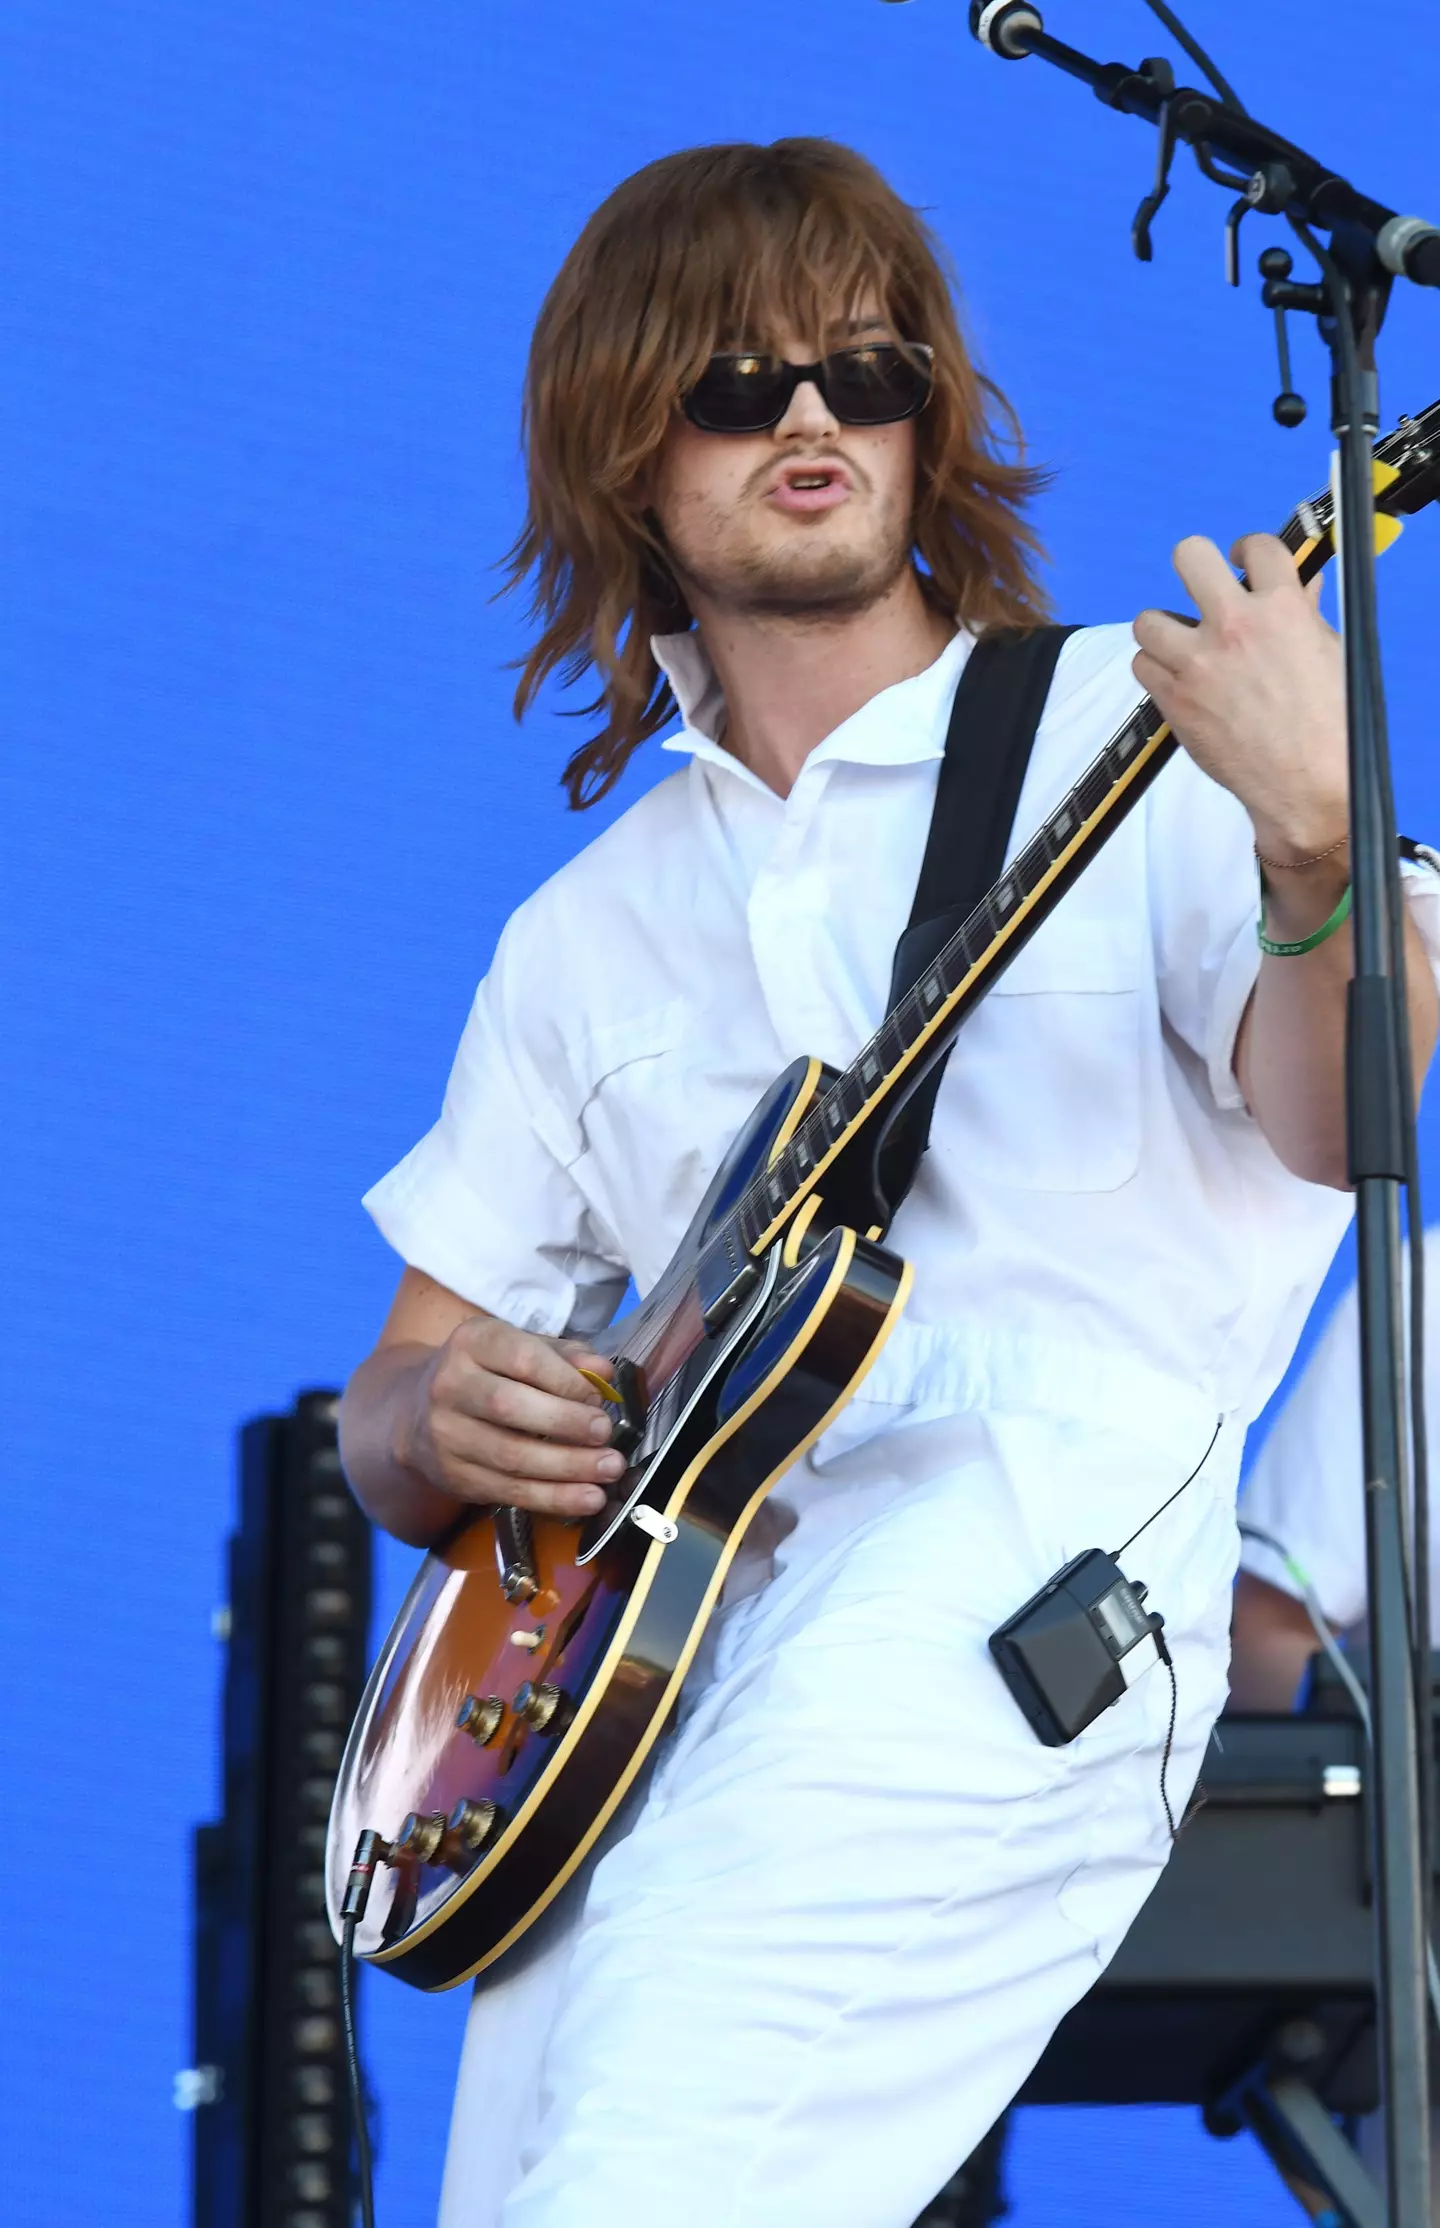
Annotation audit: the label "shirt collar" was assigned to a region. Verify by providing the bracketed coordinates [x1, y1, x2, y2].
[652, 626, 974, 788]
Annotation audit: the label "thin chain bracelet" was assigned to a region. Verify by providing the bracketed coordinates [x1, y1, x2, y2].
[1253, 831, 1350, 871]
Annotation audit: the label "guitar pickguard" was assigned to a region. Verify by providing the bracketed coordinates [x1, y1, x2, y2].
[574, 1244, 783, 1563]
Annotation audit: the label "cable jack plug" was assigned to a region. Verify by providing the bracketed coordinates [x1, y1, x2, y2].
[342, 1828, 392, 1924]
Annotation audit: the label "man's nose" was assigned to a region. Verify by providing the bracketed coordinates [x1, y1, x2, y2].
[774, 373, 839, 442]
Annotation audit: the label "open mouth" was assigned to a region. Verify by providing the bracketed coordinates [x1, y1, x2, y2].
[769, 462, 852, 513]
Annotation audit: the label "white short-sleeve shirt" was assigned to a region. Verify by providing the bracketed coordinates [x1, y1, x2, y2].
[365, 624, 1440, 1472]
[1239, 1230, 1440, 1630]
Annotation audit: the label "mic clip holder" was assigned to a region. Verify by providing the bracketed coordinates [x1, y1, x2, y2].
[1223, 159, 1297, 286]
[1258, 245, 1322, 428]
[1130, 59, 1176, 263]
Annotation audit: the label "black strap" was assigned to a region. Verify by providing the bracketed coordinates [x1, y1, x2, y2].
[876, 624, 1079, 1213]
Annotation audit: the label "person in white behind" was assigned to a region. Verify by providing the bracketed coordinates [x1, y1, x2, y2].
[1234, 1230, 1440, 1706]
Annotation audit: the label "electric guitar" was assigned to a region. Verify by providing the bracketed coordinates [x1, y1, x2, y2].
[327, 403, 1440, 1991]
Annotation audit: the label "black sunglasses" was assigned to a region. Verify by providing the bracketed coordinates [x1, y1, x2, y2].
[682, 342, 934, 434]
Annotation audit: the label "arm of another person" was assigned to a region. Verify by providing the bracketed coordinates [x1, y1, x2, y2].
[1230, 1273, 1374, 1709]
[339, 1266, 626, 1548]
[1229, 1569, 1321, 1710]
[1134, 535, 1438, 1186]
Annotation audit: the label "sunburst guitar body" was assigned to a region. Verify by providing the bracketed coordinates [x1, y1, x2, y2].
[327, 1058, 909, 1989]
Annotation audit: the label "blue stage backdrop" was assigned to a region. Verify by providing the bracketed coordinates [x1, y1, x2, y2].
[2, 3, 1437, 2222]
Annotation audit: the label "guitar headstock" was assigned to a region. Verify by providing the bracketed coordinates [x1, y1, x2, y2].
[1282, 399, 1440, 582]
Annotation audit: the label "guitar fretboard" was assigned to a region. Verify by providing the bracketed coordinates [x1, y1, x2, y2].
[728, 398, 1440, 1261]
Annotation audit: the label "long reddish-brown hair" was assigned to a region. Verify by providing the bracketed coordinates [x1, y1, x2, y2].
[506, 138, 1051, 808]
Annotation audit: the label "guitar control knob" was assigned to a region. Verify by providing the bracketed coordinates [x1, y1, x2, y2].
[455, 1694, 505, 1746]
[392, 1810, 447, 1864]
[513, 1680, 567, 1735]
[447, 1797, 499, 1853]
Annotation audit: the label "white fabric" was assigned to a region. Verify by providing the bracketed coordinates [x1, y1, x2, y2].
[367, 623, 1420, 1459]
[1239, 1229, 1440, 1633]
[359, 623, 1440, 2228]
[437, 1412, 1236, 2228]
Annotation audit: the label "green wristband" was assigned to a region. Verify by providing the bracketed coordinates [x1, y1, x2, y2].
[1256, 878, 1353, 958]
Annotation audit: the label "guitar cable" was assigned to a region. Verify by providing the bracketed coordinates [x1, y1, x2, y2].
[340, 1830, 389, 2228]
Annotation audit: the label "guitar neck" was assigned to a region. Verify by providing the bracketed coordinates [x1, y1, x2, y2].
[731, 396, 1440, 1261]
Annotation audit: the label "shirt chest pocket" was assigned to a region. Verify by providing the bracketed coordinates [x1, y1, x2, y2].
[572, 1000, 775, 1291]
[936, 916, 1145, 1194]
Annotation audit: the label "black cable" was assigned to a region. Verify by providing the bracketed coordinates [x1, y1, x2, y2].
[1107, 1417, 1223, 1844]
[1111, 1415, 1224, 1559]
[1155, 1631, 1181, 1839]
[1138, 0, 1247, 112]
[339, 1831, 388, 2228]
[341, 1916, 377, 2228]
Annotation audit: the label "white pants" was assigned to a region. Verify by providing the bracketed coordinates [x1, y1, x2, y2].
[438, 1406, 1238, 2228]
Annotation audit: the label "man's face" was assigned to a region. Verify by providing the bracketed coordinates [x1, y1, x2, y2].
[649, 312, 919, 623]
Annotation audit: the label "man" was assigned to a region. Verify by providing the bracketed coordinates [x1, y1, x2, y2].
[1233, 1230, 1440, 1708]
[339, 139, 1440, 2228]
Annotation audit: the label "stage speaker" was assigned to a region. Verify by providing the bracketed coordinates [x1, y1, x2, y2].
[183, 1390, 373, 2228]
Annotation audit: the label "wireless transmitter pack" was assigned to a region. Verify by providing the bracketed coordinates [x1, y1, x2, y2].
[989, 1549, 1166, 1747]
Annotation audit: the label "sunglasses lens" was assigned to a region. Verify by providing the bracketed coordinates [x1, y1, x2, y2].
[684, 355, 792, 433]
[682, 344, 933, 432]
[824, 344, 932, 424]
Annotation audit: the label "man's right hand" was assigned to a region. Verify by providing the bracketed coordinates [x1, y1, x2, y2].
[339, 1265, 625, 1545]
[403, 1313, 624, 1519]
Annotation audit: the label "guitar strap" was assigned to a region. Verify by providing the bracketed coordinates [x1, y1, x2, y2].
[876, 623, 1080, 1216]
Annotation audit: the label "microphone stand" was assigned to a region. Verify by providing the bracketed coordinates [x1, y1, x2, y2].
[959, 9, 1438, 2224]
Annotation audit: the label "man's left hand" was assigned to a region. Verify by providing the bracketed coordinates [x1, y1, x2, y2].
[1132, 533, 1347, 865]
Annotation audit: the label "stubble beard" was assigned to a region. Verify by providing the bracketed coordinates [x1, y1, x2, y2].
[667, 495, 916, 625]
